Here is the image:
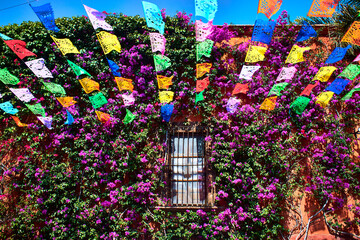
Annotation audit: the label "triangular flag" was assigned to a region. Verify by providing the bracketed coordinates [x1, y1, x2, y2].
[154, 55, 171, 72]
[11, 116, 28, 127]
[0, 101, 18, 114]
[301, 81, 319, 96]
[260, 96, 277, 111]
[276, 66, 297, 82]
[115, 77, 134, 92]
[196, 20, 213, 42]
[30, 3, 59, 32]
[196, 77, 210, 92]
[296, 21, 317, 42]
[159, 91, 174, 103]
[121, 93, 135, 106]
[195, 90, 205, 104]
[196, 63, 212, 78]
[51, 36, 80, 55]
[9, 88, 35, 102]
[64, 110, 74, 125]
[67, 60, 91, 77]
[325, 45, 351, 64]
[89, 92, 107, 109]
[257, 0, 283, 19]
[161, 104, 174, 122]
[107, 59, 121, 77]
[196, 39, 214, 61]
[0, 33, 12, 40]
[25, 103, 46, 117]
[142, 1, 165, 34]
[313, 66, 337, 82]
[83, 4, 113, 31]
[308, 0, 339, 17]
[96, 110, 111, 123]
[251, 19, 276, 45]
[42, 81, 66, 95]
[226, 97, 240, 113]
[268, 82, 289, 96]
[149, 33, 166, 55]
[195, 0, 218, 21]
[245, 45, 267, 63]
[157, 75, 173, 89]
[57, 97, 77, 108]
[123, 109, 136, 124]
[25, 58, 53, 79]
[232, 83, 249, 95]
[0, 68, 20, 85]
[97, 31, 121, 54]
[239, 66, 261, 80]
[290, 96, 311, 114]
[285, 45, 311, 64]
[37, 116, 52, 129]
[325, 78, 350, 95]
[353, 53, 360, 62]
[342, 84, 360, 100]
[316, 91, 334, 108]
[338, 64, 360, 80]
[4, 40, 37, 59]
[79, 78, 100, 94]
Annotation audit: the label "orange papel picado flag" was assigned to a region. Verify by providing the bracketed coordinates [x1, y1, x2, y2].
[57, 97, 77, 108]
[308, 0, 339, 17]
[11, 116, 28, 127]
[257, 0, 283, 19]
[50, 36, 80, 55]
[157, 75, 173, 89]
[79, 78, 100, 94]
[260, 96, 277, 111]
[196, 63, 212, 79]
[341, 21, 360, 46]
[97, 31, 121, 54]
[115, 77, 134, 92]
[95, 110, 111, 123]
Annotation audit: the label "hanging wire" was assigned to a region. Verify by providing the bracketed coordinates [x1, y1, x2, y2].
[0, 0, 38, 12]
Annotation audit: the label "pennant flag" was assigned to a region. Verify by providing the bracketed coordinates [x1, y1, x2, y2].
[316, 91, 334, 108]
[159, 91, 174, 103]
[239, 66, 261, 80]
[296, 21, 317, 42]
[25, 58, 53, 79]
[79, 78, 100, 94]
[325, 45, 351, 64]
[83, 4, 113, 31]
[196, 39, 214, 61]
[123, 109, 136, 124]
[9, 88, 35, 102]
[4, 40, 37, 59]
[232, 83, 249, 95]
[251, 19, 276, 45]
[142, 1, 165, 34]
[107, 59, 121, 77]
[149, 33, 166, 55]
[313, 66, 337, 82]
[308, 0, 339, 17]
[257, 0, 282, 19]
[11, 116, 28, 127]
[245, 45, 267, 63]
[97, 31, 121, 55]
[37, 116, 52, 129]
[301, 81, 319, 96]
[30, 3, 59, 32]
[195, 0, 218, 21]
[157, 75, 173, 89]
[0, 33, 12, 40]
[196, 63, 212, 78]
[89, 92, 107, 109]
[290, 96, 311, 115]
[353, 53, 360, 62]
[196, 20, 213, 42]
[115, 77, 134, 92]
[268, 82, 289, 96]
[226, 97, 241, 113]
[342, 83, 360, 100]
[276, 66, 297, 82]
[161, 104, 174, 122]
[50, 36, 80, 55]
[196, 77, 210, 92]
[325, 78, 350, 95]
[0, 101, 18, 114]
[57, 97, 77, 108]
[260, 96, 277, 111]
[0, 68, 20, 85]
[25, 103, 46, 117]
[67, 60, 91, 77]
[42, 81, 66, 95]
[338, 64, 360, 80]
[121, 93, 135, 106]
[64, 110, 74, 125]
[285, 45, 311, 64]
[96, 110, 111, 123]
[195, 90, 205, 104]
[154, 55, 171, 72]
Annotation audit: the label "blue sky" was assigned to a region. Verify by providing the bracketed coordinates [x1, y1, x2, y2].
[0, 0, 318, 27]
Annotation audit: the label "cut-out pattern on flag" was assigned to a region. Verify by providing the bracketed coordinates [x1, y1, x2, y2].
[10, 88, 34, 102]
[338, 64, 360, 80]
[251, 19, 276, 45]
[0, 33, 12, 40]
[245, 45, 267, 63]
[353, 53, 360, 62]
[316, 91, 334, 108]
[296, 21, 317, 42]
[11, 116, 28, 127]
[290, 96, 311, 115]
[67, 60, 91, 77]
[257, 0, 283, 19]
[96, 110, 111, 123]
[313, 66, 337, 82]
[51, 36, 80, 55]
[97, 31, 121, 54]
[25, 103, 46, 117]
[65, 110, 74, 125]
[107, 59, 121, 77]
[37, 116, 52, 129]
[123, 109, 136, 124]
[159, 91, 174, 103]
[260, 96, 277, 111]
[115, 77, 134, 92]
[196, 63, 212, 78]
[232, 83, 249, 95]
[161, 104, 173, 122]
[285, 45, 311, 64]
[195, 0, 218, 21]
[268, 82, 289, 96]
[42, 82, 66, 95]
[0, 101, 18, 114]
[149, 33, 166, 55]
[301, 81, 319, 96]
[196, 39, 214, 61]
[239, 66, 261, 80]
[226, 97, 240, 113]
[196, 77, 210, 92]
[325, 45, 351, 64]
[4, 40, 37, 59]
[83, 4, 113, 31]
[308, 0, 339, 17]
[0, 68, 20, 85]
[79, 78, 100, 94]
[325, 78, 350, 95]
[195, 90, 205, 104]
[154, 55, 171, 72]
[342, 83, 360, 100]
[142, 1, 165, 34]
[121, 93, 135, 106]
[57, 97, 77, 108]
[196, 20, 213, 42]
[30, 3, 59, 32]
[89, 92, 107, 109]
[157, 75, 173, 89]
[276, 66, 297, 82]
[25, 58, 53, 79]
